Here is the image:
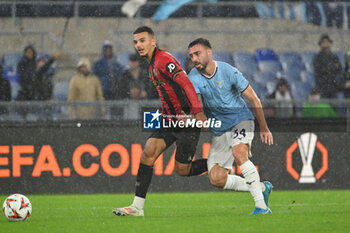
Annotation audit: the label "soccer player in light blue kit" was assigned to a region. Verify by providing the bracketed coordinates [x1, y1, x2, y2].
[187, 38, 273, 215]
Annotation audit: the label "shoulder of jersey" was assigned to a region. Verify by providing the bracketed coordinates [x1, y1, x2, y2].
[155, 50, 173, 66]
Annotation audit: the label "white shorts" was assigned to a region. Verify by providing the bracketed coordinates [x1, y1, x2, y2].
[207, 120, 254, 172]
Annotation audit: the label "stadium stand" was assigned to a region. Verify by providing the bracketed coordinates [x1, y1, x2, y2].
[265, 81, 276, 96]
[278, 69, 301, 84]
[53, 82, 70, 101]
[232, 52, 257, 80]
[212, 52, 233, 66]
[250, 81, 267, 98]
[10, 81, 20, 100]
[255, 49, 282, 74]
[2, 53, 22, 82]
[253, 71, 276, 84]
[172, 52, 186, 69]
[334, 51, 345, 68]
[300, 70, 316, 88]
[300, 51, 316, 73]
[291, 81, 313, 99]
[257, 61, 282, 74]
[255, 49, 279, 62]
[115, 53, 130, 70]
[278, 51, 303, 72]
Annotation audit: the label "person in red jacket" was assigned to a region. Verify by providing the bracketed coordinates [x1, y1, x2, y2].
[113, 26, 207, 217]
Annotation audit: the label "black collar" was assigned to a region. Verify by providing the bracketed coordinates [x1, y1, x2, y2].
[150, 47, 158, 66]
[200, 63, 218, 80]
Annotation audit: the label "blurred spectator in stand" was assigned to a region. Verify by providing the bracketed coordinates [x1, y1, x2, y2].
[0, 64, 11, 114]
[117, 54, 147, 99]
[129, 83, 144, 100]
[339, 51, 350, 99]
[17, 45, 37, 101]
[313, 34, 342, 99]
[93, 40, 123, 100]
[302, 88, 337, 118]
[185, 57, 194, 74]
[322, 3, 343, 29]
[68, 58, 105, 119]
[266, 78, 294, 118]
[35, 52, 62, 100]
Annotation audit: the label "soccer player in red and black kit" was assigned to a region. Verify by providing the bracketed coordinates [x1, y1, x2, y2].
[113, 26, 208, 216]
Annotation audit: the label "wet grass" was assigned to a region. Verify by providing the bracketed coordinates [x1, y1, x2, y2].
[1, 190, 349, 233]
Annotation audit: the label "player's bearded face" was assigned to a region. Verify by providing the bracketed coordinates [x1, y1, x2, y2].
[133, 32, 156, 58]
[188, 44, 210, 71]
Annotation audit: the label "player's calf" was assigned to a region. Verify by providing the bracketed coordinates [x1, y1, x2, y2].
[175, 159, 208, 177]
[175, 162, 192, 176]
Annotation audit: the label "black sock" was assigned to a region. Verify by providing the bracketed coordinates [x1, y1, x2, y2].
[135, 163, 153, 199]
[187, 159, 208, 176]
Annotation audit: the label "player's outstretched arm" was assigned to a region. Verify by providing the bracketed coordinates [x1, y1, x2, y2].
[242, 85, 273, 146]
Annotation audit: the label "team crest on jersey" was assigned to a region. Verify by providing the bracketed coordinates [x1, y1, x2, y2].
[216, 80, 224, 88]
[152, 67, 158, 78]
[153, 79, 166, 87]
[166, 62, 177, 73]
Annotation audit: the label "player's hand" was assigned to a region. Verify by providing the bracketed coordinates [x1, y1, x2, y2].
[260, 128, 273, 146]
[195, 112, 208, 129]
[177, 111, 193, 123]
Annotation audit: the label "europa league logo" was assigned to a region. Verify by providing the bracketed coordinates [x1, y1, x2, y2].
[298, 133, 317, 183]
[286, 132, 328, 184]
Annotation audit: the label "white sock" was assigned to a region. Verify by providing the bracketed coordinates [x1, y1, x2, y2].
[223, 175, 266, 192]
[132, 196, 145, 210]
[240, 160, 267, 209]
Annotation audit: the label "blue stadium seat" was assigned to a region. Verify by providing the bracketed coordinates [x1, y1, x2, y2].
[278, 52, 302, 72]
[10, 81, 20, 100]
[212, 52, 233, 65]
[277, 65, 302, 84]
[257, 61, 281, 74]
[53, 82, 70, 101]
[291, 81, 312, 100]
[334, 51, 345, 69]
[232, 52, 257, 79]
[3, 53, 22, 82]
[172, 52, 186, 69]
[300, 71, 316, 88]
[115, 52, 130, 70]
[3, 53, 22, 72]
[266, 81, 276, 96]
[300, 51, 316, 72]
[255, 49, 278, 62]
[250, 81, 267, 99]
[253, 71, 276, 84]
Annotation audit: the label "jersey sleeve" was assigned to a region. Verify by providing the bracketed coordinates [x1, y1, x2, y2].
[173, 71, 203, 114]
[157, 52, 184, 80]
[157, 52, 203, 114]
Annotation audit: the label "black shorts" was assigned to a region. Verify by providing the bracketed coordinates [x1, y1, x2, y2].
[148, 126, 201, 164]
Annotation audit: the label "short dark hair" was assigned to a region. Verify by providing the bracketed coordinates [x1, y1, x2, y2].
[188, 38, 212, 49]
[133, 26, 155, 36]
[129, 53, 139, 62]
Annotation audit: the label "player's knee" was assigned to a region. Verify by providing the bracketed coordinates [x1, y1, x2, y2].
[140, 151, 157, 165]
[209, 167, 226, 187]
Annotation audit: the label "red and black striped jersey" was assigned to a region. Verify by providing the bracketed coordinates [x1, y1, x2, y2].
[148, 48, 202, 118]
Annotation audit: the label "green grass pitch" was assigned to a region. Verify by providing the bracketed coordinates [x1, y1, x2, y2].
[1, 190, 349, 233]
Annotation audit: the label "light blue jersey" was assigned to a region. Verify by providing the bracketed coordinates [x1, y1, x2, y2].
[188, 61, 254, 136]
